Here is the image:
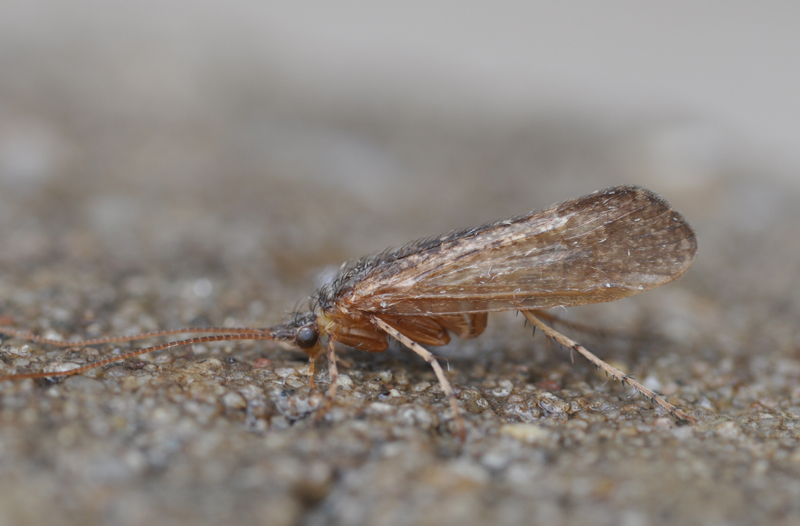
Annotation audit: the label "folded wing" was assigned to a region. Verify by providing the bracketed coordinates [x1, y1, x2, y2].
[338, 185, 697, 315]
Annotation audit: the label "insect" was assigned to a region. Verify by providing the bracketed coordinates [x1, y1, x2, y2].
[0, 185, 698, 434]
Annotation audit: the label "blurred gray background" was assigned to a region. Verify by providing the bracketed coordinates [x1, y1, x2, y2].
[1, 2, 799, 526]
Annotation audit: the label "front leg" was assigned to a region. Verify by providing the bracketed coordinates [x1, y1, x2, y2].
[326, 337, 339, 402]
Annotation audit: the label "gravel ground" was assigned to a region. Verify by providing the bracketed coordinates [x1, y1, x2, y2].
[2, 6, 800, 526]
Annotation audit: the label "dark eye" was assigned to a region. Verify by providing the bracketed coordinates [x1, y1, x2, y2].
[295, 325, 319, 349]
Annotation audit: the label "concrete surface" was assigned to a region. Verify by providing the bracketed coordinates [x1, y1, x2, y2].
[1, 4, 800, 526]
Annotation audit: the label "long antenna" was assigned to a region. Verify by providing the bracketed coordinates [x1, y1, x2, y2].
[0, 330, 277, 381]
[0, 326, 273, 347]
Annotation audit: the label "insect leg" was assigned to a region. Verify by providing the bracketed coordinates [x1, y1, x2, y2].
[311, 339, 340, 425]
[326, 337, 339, 401]
[370, 316, 466, 440]
[521, 310, 696, 423]
[307, 355, 317, 388]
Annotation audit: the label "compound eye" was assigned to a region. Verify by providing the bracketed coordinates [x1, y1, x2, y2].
[295, 325, 319, 349]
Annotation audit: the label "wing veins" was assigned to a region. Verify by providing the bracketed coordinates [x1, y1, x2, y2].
[324, 185, 697, 317]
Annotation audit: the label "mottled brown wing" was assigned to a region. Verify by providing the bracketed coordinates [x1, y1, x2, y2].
[342, 185, 697, 315]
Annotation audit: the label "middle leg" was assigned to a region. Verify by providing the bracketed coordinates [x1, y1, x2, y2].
[371, 316, 466, 440]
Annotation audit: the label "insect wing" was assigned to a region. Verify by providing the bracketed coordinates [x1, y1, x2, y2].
[345, 186, 697, 315]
